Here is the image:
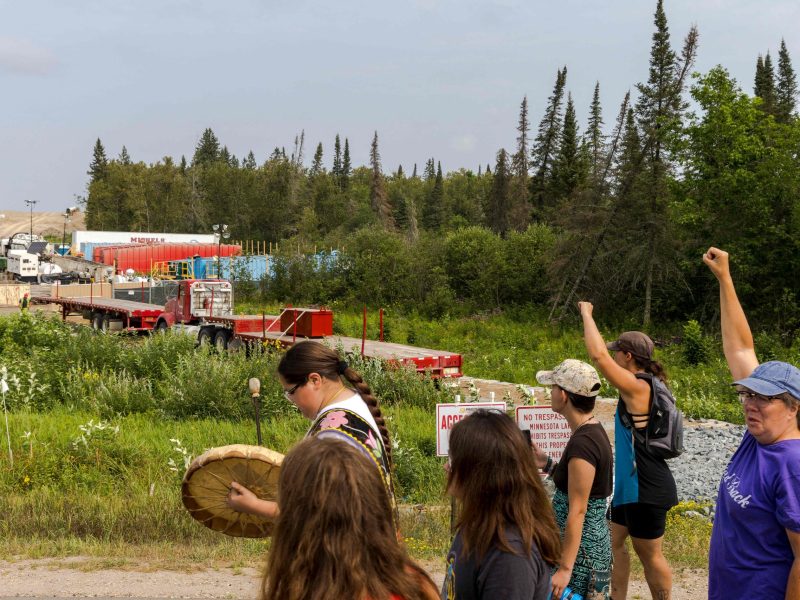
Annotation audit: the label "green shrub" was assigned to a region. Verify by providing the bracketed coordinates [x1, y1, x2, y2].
[682, 320, 711, 365]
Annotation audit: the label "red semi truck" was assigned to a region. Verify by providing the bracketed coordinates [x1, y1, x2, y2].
[32, 280, 463, 378]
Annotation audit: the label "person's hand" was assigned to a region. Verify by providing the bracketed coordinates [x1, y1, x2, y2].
[703, 247, 730, 280]
[550, 566, 572, 600]
[226, 481, 277, 518]
[531, 442, 548, 469]
[577, 301, 594, 318]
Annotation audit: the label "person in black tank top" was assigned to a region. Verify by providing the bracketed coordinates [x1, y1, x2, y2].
[579, 302, 676, 600]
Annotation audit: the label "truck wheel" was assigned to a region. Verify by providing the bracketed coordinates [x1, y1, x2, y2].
[155, 320, 169, 334]
[214, 330, 230, 351]
[91, 313, 103, 330]
[101, 314, 111, 332]
[227, 338, 244, 353]
[197, 327, 214, 347]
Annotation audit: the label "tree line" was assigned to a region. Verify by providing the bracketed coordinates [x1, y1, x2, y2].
[84, 0, 800, 340]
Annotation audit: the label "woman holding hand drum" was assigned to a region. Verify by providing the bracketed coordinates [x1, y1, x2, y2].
[533, 359, 612, 600]
[226, 340, 395, 520]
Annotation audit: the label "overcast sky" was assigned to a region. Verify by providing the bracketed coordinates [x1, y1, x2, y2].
[2, 0, 798, 212]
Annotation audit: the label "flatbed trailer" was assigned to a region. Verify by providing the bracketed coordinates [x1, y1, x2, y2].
[31, 282, 463, 378]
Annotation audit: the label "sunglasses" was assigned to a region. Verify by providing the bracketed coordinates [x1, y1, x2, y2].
[737, 390, 782, 407]
[284, 381, 305, 400]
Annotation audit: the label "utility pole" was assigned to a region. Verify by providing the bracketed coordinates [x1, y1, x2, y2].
[24, 200, 38, 242]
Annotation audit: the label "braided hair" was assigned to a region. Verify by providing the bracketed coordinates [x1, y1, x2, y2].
[278, 341, 394, 467]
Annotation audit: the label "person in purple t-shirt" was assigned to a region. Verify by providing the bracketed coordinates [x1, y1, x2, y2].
[704, 247, 800, 600]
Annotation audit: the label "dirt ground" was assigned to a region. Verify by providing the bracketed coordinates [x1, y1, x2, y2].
[0, 557, 708, 598]
[0, 210, 86, 241]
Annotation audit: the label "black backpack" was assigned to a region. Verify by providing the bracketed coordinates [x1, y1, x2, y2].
[621, 373, 684, 460]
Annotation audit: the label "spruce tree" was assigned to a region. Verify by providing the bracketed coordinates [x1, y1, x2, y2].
[550, 93, 585, 204]
[396, 164, 404, 178]
[310, 143, 324, 176]
[530, 67, 567, 217]
[119, 146, 131, 165]
[509, 96, 531, 228]
[754, 55, 766, 97]
[88, 138, 108, 182]
[369, 131, 393, 227]
[411, 164, 418, 178]
[242, 151, 257, 170]
[193, 128, 221, 166]
[179, 155, 187, 174]
[757, 52, 778, 115]
[340, 138, 352, 190]
[423, 161, 445, 230]
[487, 149, 511, 237]
[776, 39, 797, 123]
[586, 82, 605, 184]
[332, 134, 342, 177]
[423, 158, 436, 181]
[220, 146, 232, 165]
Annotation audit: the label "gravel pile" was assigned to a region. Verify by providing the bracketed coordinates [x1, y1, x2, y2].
[672, 420, 745, 504]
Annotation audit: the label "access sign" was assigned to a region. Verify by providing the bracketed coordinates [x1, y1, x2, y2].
[436, 402, 507, 457]
[515, 406, 572, 463]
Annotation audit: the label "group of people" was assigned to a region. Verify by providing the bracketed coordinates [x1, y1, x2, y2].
[225, 247, 799, 600]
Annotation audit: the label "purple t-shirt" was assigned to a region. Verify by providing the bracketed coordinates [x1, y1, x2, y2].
[708, 431, 800, 599]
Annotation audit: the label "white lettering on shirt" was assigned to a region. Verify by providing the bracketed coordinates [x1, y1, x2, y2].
[722, 468, 752, 509]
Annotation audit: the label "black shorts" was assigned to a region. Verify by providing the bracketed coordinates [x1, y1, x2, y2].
[610, 503, 670, 540]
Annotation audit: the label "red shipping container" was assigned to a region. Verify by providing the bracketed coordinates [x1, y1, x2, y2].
[95, 243, 241, 274]
[279, 308, 334, 338]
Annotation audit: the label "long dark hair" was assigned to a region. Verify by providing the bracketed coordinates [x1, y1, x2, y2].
[278, 341, 393, 466]
[261, 438, 436, 600]
[447, 410, 561, 565]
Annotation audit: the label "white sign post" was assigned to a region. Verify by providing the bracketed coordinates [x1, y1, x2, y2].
[515, 406, 572, 464]
[436, 402, 507, 457]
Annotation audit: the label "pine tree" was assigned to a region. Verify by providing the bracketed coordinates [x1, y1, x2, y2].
[340, 138, 352, 190]
[754, 54, 766, 97]
[310, 143, 324, 176]
[242, 151, 257, 170]
[88, 138, 108, 182]
[119, 146, 131, 165]
[477, 165, 482, 177]
[487, 149, 511, 236]
[193, 128, 221, 166]
[220, 146, 232, 165]
[369, 131, 393, 227]
[423, 158, 436, 181]
[531, 67, 567, 217]
[586, 82, 605, 184]
[332, 134, 342, 177]
[179, 155, 187, 174]
[512, 96, 530, 178]
[396, 164, 404, 178]
[776, 39, 798, 123]
[411, 164, 418, 178]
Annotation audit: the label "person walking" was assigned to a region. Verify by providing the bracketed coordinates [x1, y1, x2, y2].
[19, 292, 29, 312]
[579, 302, 677, 600]
[227, 340, 395, 520]
[533, 359, 612, 600]
[441, 410, 561, 600]
[703, 247, 800, 600]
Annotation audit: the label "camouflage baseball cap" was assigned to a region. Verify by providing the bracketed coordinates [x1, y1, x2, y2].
[536, 359, 602, 397]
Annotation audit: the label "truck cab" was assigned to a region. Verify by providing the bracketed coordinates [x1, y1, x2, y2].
[163, 279, 233, 325]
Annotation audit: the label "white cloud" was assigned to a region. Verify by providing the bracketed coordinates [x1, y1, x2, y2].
[450, 134, 477, 152]
[0, 37, 58, 75]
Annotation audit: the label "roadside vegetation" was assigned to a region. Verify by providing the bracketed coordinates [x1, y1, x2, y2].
[3, 310, 796, 568]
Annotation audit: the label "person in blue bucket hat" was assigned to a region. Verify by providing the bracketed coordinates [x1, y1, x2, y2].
[703, 247, 800, 600]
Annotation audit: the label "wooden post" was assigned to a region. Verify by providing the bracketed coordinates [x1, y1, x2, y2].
[361, 305, 367, 357]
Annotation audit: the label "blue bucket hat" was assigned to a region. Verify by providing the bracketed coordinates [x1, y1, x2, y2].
[732, 361, 800, 400]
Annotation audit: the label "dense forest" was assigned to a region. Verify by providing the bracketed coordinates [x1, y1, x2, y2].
[84, 1, 800, 339]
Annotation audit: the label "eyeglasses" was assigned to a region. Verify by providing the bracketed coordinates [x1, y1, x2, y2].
[737, 391, 782, 408]
[283, 381, 304, 400]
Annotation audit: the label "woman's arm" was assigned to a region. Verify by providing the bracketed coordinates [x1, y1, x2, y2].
[226, 481, 279, 519]
[579, 301, 650, 407]
[550, 458, 595, 600]
[702, 247, 759, 380]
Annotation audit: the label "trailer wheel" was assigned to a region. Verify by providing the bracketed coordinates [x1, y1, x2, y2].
[91, 313, 104, 330]
[197, 327, 214, 346]
[227, 337, 244, 353]
[214, 329, 230, 351]
[155, 320, 169, 333]
[101, 314, 111, 332]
